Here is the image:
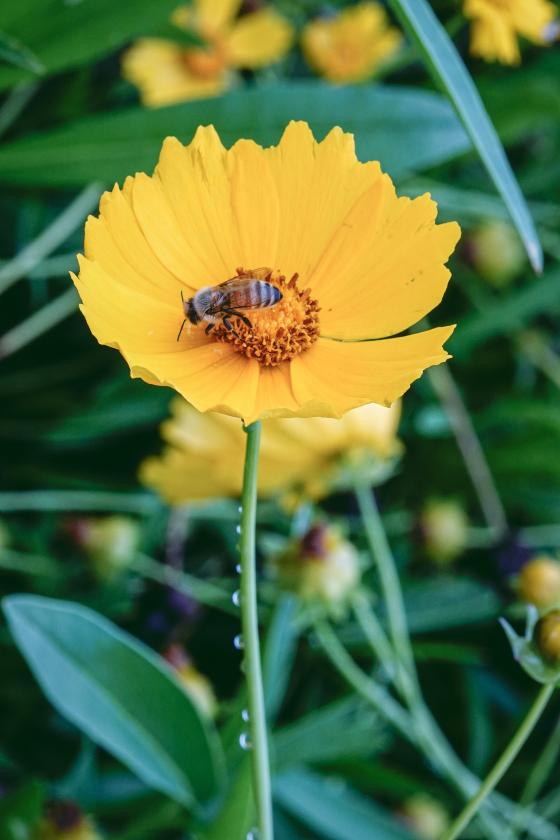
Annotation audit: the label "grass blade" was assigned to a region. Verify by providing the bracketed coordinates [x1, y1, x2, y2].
[387, 0, 543, 273]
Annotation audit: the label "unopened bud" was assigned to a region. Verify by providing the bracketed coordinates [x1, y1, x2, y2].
[35, 800, 101, 840]
[466, 220, 526, 287]
[420, 500, 468, 565]
[518, 555, 560, 608]
[70, 516, 139, 580]
[270, 523, 361, 614]
[399, 794, 450, 840]
[536, 610, 560, 663]
[164, 644, 217, 718]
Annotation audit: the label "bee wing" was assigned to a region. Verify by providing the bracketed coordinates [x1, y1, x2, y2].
[217, 278, 266, 311]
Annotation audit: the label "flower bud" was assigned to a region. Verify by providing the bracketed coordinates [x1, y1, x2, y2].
[35, 800, 101, 840]
[70, 516, 139, 580]
[518, 555, 560, 608]
[536, 610, 560, 663]
[270, 523, 361, 614]
[465, 220, 526, 287]
[420, 500, 468, 565]
[399, 794, 449, 839]
[164, 644, 217, 718]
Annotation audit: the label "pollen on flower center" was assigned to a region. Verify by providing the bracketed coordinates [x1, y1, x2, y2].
[213, 268, 321, 366]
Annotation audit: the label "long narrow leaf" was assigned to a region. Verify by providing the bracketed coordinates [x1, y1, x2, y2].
[387, 0, 543, 273]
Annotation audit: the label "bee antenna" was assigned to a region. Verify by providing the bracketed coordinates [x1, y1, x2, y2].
[176, 319, 186, 342]
[180, 289, 184, 302]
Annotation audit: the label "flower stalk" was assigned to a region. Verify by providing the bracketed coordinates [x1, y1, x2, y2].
[443, 683, 555, 840]
[239, 420, 273, 840]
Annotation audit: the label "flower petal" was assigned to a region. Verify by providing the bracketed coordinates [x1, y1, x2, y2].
[195, 0, 241, 33]
[84, 182, 182, 302]
[315, 190, 460, 339]
[227, 9, 294, 68]
[155, 130, 241, 285]
[289, 327, 455, 415]
[228, 138, 280, 269]
[264, 122, 383, 286]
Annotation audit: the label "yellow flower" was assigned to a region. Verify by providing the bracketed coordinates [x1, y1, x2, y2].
[465, 0, 558, 64]
[73, 122, 459, 425]
[140, 398, 401, 504]
[122, 0, 294, 106]
[302, 2, 402, 83]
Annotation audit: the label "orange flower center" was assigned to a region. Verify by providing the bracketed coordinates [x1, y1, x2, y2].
[182, 38, 228, 80]
[213, 267, 321, 366]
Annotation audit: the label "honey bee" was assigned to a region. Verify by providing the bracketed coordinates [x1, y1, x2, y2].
[177, 269, 283, 340]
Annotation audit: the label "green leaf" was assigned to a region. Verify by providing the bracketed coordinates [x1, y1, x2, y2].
[2, 595, 225, 808]
[275, 769, 414, 840]
[200, 758, 255, 840]
[0, 82, 470, 188]
[263, 595, 300, 724]
[0, 780, 46, 840]
[387, 0, 542, 272]
[274, 698, 388, 769]
[0, 0, 178, 91]
[451, 266, 560, 358]
[343, 577, 500, 646]
[0, 30, 44, 75]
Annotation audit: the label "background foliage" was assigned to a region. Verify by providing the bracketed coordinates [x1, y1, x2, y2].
[1, 0, 560, 838]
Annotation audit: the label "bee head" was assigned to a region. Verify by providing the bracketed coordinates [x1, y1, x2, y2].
[185, 297, 201, 325]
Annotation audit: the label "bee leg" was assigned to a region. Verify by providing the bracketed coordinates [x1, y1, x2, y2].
[222, 316, 241, 338]
[226, 308, 252, 329]
[205, 322, 215, 335]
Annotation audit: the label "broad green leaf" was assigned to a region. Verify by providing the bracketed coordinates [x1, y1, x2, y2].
[0, 0, 178, 91]
[274, 769, 414, 840]
[0, 83, 470, 188]
[274, 698, 388, 768]
[201, 759, 255, 840]
[387, 0, 542, 272]
[2, 595, 225, 808]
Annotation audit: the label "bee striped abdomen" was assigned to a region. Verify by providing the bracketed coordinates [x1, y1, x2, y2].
[257, 280, 282, 308]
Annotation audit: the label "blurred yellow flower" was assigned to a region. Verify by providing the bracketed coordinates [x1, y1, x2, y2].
[465, 0, 558, 64]
[302, 2, 402, 83]
[73, 122, 459, 425]
[140, 398, 401, 504]
[122, 0, 293, 106]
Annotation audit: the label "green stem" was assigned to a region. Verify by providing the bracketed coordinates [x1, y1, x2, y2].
[513, 714, 560, 837]
[354, 481, 415, 680]
[314, 620, 412, 736]
[130, 554, 235, 616]
[239, 421, 273, 840]
[443, 684, 555, 840]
